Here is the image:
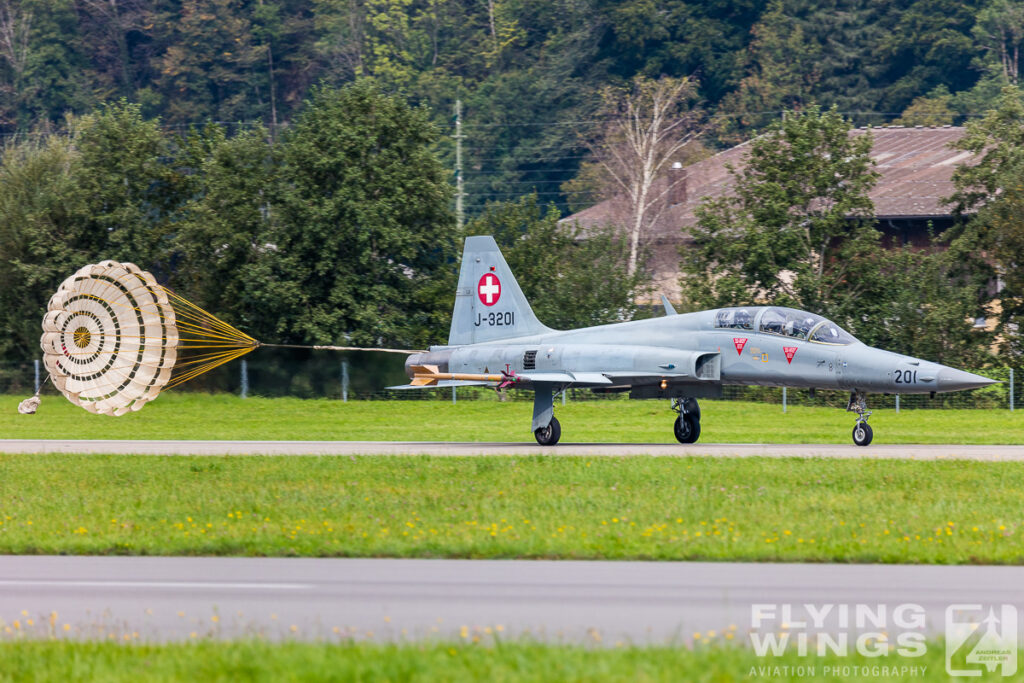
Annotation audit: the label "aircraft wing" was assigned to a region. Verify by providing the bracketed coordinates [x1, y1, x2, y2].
[602, 372, 693, 381]
[394, 365, 701, 391]
[517, 372, 609, 384]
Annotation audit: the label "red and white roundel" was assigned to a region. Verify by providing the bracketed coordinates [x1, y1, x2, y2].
[477, 273, 501, 306]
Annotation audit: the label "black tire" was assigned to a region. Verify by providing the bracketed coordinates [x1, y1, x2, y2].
[682, 398, 701, 420]
[674, 413, 700, 444]
[852, 422, 873, 447]
[534, 416, 561, 446]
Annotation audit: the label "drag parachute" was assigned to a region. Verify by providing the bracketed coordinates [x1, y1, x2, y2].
[28, 260, 418, 416]
[39, 261, 257, 415]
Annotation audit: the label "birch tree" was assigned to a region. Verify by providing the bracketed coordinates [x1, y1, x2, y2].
[587, 75, 702, 276]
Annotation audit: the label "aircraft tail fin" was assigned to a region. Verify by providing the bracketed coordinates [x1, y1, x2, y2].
[448, 236, 553, 345]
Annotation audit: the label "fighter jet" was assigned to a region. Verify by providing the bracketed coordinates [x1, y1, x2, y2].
[394, 236, 996, 446]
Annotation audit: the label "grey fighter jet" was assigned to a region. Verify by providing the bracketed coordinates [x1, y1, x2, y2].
[394, 236, 996, 446]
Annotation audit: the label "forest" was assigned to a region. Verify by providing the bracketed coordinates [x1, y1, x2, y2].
[1, 0, 1024, 367]
[0, 0, 1019, 214]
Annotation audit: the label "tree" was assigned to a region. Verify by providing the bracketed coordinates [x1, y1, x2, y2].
[0, 102, 186, 362]
[948, 85, 1024, 358]
[871, 0, 982, 113]
[156, 0, 266, 123]
[0, 0, 32, 125]
[75, 0, 152, 97]
[168, 123, 279, 335]
[465, 194, 648, 330]
[266, 80, 455, 348]
[892, 85, 956, 126]
[715, 0, 821, 137]
[682, 106, 880, 320]
[586, 75, 702, 276]
[972, 0, 1024, 85]
[72, 100, 184, 266]
[0, 134, 90, 362]
[849, 242, 993, 367]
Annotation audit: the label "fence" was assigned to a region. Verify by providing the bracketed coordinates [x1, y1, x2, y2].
[2, 353, 1020, 410]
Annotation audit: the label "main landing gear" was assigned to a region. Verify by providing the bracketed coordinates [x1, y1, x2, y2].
[532, 383, 564, 446]
[672, 398, 701, 444]
[847, 390, 873, 447]
[534, 416, 561, 446]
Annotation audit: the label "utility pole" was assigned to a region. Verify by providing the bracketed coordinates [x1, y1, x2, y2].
[454, 99, 465, 230]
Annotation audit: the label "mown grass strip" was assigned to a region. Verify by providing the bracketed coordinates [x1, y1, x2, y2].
[0, 454, 1022, 563]
[3, 393, 1024, 444]
[0, 640, 1005, 683]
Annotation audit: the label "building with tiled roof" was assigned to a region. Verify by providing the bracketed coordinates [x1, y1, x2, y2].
[564, 126, 970, 300]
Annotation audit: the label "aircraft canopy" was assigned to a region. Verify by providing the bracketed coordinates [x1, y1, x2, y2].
[715, 307, 858, 345]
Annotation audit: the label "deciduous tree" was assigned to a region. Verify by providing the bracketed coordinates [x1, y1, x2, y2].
[0, 135, 90, 361]
[267, 80, 455, 348]
[72, 100, 183, 266]
[948, 85, 1024, 358]
[973, 0, 1024, 85]
[682, 106, 879, 319]
[169, 123, 279, 336]
[586, 75, 702, 277]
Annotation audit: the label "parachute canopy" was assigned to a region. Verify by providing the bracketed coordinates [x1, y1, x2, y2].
[41, 261, 257, 415]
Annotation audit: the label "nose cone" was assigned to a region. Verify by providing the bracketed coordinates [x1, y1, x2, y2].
[936, 367, 998, 393]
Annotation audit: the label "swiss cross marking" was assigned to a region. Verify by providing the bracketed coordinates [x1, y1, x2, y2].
[733, 338, 747, 355]
[477, 273, 501, 306]
[783, 346, 797, 364]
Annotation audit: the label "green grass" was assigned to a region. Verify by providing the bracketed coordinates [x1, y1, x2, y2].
[0, 640, 1005, 682]
[2, 454, 1023, 563]
[3, 392, 1024, 443]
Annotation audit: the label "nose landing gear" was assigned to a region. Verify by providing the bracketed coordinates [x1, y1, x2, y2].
[672, 398, 701, 444]
[847, 391, 873, 446]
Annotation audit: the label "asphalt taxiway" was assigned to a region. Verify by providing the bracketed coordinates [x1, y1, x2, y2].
[0, 439, 1023, 459]
[1, 557, 1021, 643]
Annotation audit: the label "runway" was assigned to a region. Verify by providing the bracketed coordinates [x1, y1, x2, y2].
[0, 556, 1020, 643]
[1, 439, 1024, 459]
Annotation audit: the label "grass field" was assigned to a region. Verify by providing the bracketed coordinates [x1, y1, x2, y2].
[1, 454, 1022, 563]
[2, 392, 1024, 444]
[0, 640, 1002, 682]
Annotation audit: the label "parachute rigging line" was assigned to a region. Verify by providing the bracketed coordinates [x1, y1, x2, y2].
[40, 261, 257, 415]
[35, 260, 420, 416]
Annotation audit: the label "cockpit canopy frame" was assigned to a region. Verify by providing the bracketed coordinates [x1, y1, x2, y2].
[714, 307, 857, 345]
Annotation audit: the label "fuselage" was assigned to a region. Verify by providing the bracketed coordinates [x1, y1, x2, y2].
[408, 305, 994, 396]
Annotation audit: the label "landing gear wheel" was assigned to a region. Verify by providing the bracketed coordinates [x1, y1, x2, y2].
[534, 416, 561, 446]
[674, 413, 701, 444]
[852, 422, 873, 447]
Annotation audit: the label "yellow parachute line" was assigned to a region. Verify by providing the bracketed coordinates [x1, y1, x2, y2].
[59, 279, 258, 392]
[41, 260, 413, 416]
